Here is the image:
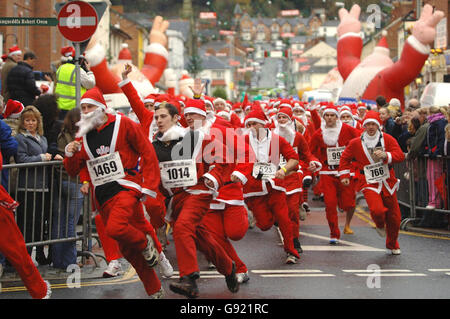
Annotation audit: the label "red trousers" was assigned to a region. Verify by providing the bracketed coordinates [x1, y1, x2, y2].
[171, 192, 233, 278]
[94, 214, 122, 263]
[321, 175, 356, 239]
[245, 185, 299, 258]
[286, 192, 301, 239]
[363, 189, 401, 250]
[100, 190, 161, 295]
[144, 191, 167, 230]
[203, 205, 248, 274]
[0, 208, 47, 299]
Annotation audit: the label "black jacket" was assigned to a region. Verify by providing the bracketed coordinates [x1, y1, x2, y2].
[6, 61, 40, 106]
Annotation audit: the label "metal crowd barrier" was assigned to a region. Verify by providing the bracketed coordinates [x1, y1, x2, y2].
[2, 160, 102, 267]
[394, 154, 450, 231]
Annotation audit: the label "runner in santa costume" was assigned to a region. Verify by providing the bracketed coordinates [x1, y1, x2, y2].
[152, 99, 239, 298]
[310, 105, 360, 242]
[337, 4, 445, 107]
[0, 154, 51, 299]
[231, 108, 301, 264]
[63, 87, 165, 298]
[339, 111, 405, 254]
[274, 106, 322, 254]
[339, 105, 363, 132]
[84, 16, 170, 95]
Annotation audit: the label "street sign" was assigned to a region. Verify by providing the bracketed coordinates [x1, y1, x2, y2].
[0, 17, 58, 26]
[57, 1, 98, 42]
[199, 12, 217, 19]
[281, 9, 300, 17]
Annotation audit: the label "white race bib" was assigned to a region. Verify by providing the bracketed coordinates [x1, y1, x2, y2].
[326, 146, 345, 166]
[160, 159, 197, 188]
[363, 161, 389, 183]
[252, 162, 277, 180]
[87, 152, 125, 187]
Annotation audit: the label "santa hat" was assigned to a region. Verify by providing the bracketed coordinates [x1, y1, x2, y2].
[278, 99, 292, 110]
[216, 110, 231, 120]
[293, 101, 305, 112]
[179, 70, 194, 87]
[154, 94, 171, 107]
[61, 46, 75, 61]
[80, 87, 108, 110]
[389, 98, 401, 108]
[3, 99, 24, 119]
[362, 110, 381, 127]
[339, 106, 353, 118]
[118, 43, 132, 62]
[277, 106, 293, 121]
[203, 96, 214, 110]
[213, 97, 226, 106]
[143, 93, 156, 104]
[1, 54, 7, 62]
[244, 108, 267, 126]
[374, 30, 389, 56]
[322, 105, 339, 117]
[184, 98, 206, 117]
[232, 102, 242, 112]
[8, 45, 22, 57]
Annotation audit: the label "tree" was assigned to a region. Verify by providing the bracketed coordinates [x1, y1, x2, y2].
[212, 87, 227, 100]
[186, 55, 203, 77]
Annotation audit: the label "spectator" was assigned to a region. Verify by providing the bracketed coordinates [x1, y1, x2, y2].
[1, 45, 23, 101]
[54, 46, 95, 120]
[0, 115, 18, 190]
[33, 94, 63, 158]
[379, 106, 402, 139]
[1, 98, 24, 136]
[7, 51, 44, 107]
[375, 95, 387, 110]
[51, 108, 82, 270]
[407, 107, 430, 160]
[14, 105, 61, 265]
[444, 109, 450, 212]
[407, 98, 420, 110]
[388, 98, 402, 119]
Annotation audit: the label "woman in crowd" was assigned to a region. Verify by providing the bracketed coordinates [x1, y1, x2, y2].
[14, 105, 62, 265]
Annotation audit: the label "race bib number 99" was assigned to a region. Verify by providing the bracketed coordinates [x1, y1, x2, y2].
[326, 147, 345, 166]
[87, 152, 125, 187]
[160, 159, 197, 188]
[363, 162, 389, 183]
[253, 162, 277, 180]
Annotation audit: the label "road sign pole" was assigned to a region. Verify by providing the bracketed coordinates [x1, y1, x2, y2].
[75, 42, 81, 108]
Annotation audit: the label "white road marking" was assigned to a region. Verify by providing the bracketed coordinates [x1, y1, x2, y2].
[297, 231, 385, 252]
[252, 270, 323, 273]
[261, 274, 335, 278]
[428, 269, 450, 272]
[343, 269, 412, 273]
[355, 273, 427, 277]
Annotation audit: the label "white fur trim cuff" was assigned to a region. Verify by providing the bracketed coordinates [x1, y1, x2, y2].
[231, 171, 248, 185]
[338, 32, 363, 41]
[145, 43, 169, 61]
[203, 173, 219, 191]
[386, 152, 392, 164]
[118, 78, 131, 88]
[84, 43, 106, 67]
[407, 35, 430, 56]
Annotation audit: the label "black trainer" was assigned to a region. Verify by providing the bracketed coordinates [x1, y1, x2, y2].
[293, 237, 303, 254]
[169, 272, 200, 299]
[225, 262, 239, 293]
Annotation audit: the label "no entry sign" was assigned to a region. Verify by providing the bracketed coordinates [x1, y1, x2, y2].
[57, 1, 98, 42]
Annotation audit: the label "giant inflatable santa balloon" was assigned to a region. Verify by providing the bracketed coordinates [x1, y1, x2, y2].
[337, 4, 445, 108]
[83, 16, 178, 98]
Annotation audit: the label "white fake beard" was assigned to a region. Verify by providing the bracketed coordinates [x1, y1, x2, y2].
[299, 114, 308, 126]
[321, 120, 342, 146]
[362, 130, 381, 149]
[76, 107, 106, 138]
[276, 122, 295, 145]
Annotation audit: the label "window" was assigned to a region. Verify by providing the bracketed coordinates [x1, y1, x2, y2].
[214, 70, 224, 79]
[271, 24, 279, 33]
[283, 25, 291, 33]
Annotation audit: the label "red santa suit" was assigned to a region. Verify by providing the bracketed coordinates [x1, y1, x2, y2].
[338, 32, 431, 108]
[309, 106, 360, 240]
[339, 111, 405, 251]
[233, 109, 300, 260]
[274, 107, 321, 249]
[63, 88, 162, 296]
[0, 155, 49, 299]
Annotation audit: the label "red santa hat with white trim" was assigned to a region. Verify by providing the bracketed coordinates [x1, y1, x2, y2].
[374, 30, 389, 56]
[244, 108, 268, 127]
[80, 87, 108, 110]
[3, 99, 24, 119]
[278, 99, 292, 110]
[322, 104, 339, 117]
[292, 101, 305, 112]
[60, 46, 75, 62]
[118, 43, 132, 63]
[184, 98, 207, 117]
[8, 45, 22, 57]
[277, 106, 293, 122]
[339, 105, 353, 117]
[362, 110, 382, 127]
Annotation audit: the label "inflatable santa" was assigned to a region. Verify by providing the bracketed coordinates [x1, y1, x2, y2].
[337, 4, 445, 109]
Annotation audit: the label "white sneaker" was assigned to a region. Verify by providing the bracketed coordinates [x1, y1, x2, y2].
[103, 259, 123, 278]
[390, 249, 401, 255]
[285, 254, 297, 264]
[375, 227, 386, 238]
[150, 287, 165, 299]
[329, 238, 339, 245]
[299, 206, 307, 221]
[158, 252, 174, 278]
[42, 280, 52, 299]
[208, 261, 216, 270]
[142, 235, 159, 268]
[236, 272, 250, 284]
[425, 205, 435, 209]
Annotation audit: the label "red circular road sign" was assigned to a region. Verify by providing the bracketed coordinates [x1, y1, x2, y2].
[57, 1, 98, 42]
